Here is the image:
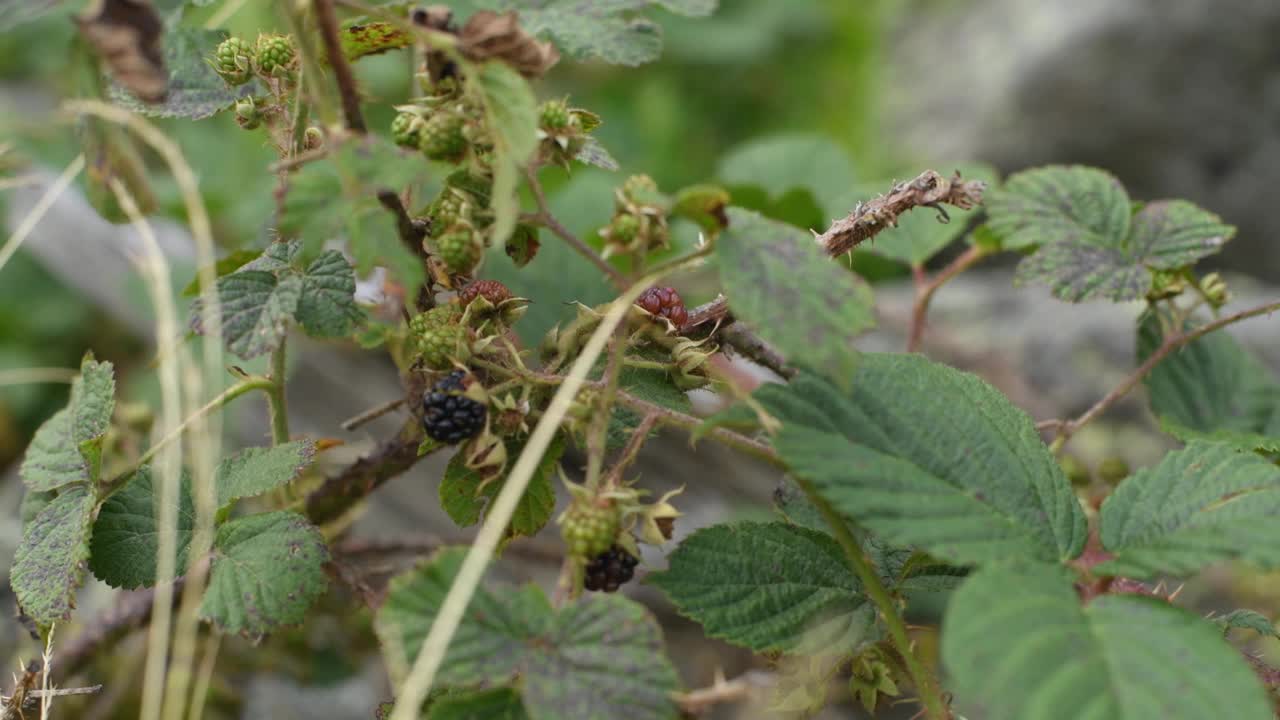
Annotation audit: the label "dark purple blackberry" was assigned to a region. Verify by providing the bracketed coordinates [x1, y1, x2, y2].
[583, 545, 639, 593]
[422, 370, 486, 444]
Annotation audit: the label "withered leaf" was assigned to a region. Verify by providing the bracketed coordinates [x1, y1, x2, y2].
[460, 10, 559, 79]
[76, 0, 166, 104]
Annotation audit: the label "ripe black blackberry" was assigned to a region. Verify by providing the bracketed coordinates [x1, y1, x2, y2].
[583, 545, 639, 593]
[422, 370, 486, 444]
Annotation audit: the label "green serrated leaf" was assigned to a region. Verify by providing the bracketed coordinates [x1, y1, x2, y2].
[216, 440, 316, 509]
[203, 270, 301, 360]
[376, 548, 679, 720]
[473, 61, 538, 247]
[439, 436, 562, 538]
[607, 358, 692, 448]
[649, 522, 875, 655]
[986, 165, 1131, 252]
[427, 688, 529, 720]
[90, 466, 194, 589]
[1139, 312, 1280, 451]
[769, 358, 1087, 565]
[110, 28, 259, 119]
[199, 511, 329, 637]
[1097, 442, 1280, 579]
[1215, 609, 1280, 640]
[718, 208, 874, 386]
[297, 250, 362, 338]
[514, 2, 660, 66]
[11, 485, 97, 626]
[990, 166, 1234, 302]
[943, 562, 1273, 720]
[339, 21, 412, 61]
[718, 135, 855, 222]
[19, 355, 115, 491]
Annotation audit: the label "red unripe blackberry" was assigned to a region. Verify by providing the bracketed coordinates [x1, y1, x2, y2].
[422, 370, 487, 444]
[635, 286, 688, 329]
[583, 545, 639, 593]
[458, 279, 512, 306]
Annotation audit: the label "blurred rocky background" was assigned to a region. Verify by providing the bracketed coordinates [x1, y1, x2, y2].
[3, 0, 1280, 718]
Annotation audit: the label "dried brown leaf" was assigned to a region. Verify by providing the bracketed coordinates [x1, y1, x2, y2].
[460, 10, 559, 79]
[76, 0, 166, 104]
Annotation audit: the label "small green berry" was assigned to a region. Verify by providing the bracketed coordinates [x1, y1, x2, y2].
[391, 111, 424, 149]
[539, 99, 571, 131]
[622, 174, 659, 201]
[213, 37, 255, 86]
[1097, 458, 1130, 484]
[560, 500, 619, 559]
[234, 96, 263, 130]
[608, 213, 640, 245]
[428, 190, 469, 231]
[409, 307, 471, 370]
[418, 111, 468, 162]
[434, 226, 483, 275]
[255, 34, 296, 78]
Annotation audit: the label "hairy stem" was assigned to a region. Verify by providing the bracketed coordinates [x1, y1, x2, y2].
[792, 476, 950, 720]
[1042, 298, 1280, 445]
[268, 338, 291, 445]
[907, 245, 987, 352]
[525, 167, 626, 287]
[584, 322, 627, 488]
[313, 0, 366, 132]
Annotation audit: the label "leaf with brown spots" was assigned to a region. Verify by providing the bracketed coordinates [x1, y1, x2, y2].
[717, 208, 874, 387]
[11, 485, 97, 627]
[199, 511, 329, 638]
[338, 21, 413, 62]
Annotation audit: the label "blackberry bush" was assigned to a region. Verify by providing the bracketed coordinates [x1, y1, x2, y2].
[9, 6, 1277, 720]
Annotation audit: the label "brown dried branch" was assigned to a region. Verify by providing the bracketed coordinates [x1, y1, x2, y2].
[375, 190, 429, 259]
[314, 0, 367, 133]
[56, 582, 182, 683]
[691, 170, 987, 370]
[819, 169, 986, 256]
[305, 417, 430, 526]
[1, 660, 39, 720]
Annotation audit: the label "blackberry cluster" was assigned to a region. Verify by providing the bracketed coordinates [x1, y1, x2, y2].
[213, 37, 254, 85]
[635, 286, 688, 329]
[583, 545, 639, 593]
[255, 34, 296, 77]
[422, 370, 487, 444]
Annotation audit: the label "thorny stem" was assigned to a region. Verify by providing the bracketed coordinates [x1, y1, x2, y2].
[313, 0, 367, 133]
[341, 396, 408, 431]
[1039, 298, 1280, 445]
[268, 338, 291, 445]
[907, 245, 988, 353]
[603, 413, 659, 487]
[611, 390, 780, 466]
[524, 167, 627, 287]
[792, 476, 950, 720]
[584, 322, 628, 489]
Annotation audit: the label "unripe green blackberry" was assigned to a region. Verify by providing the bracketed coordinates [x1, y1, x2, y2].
[410, 307, 471, 370]
[539, 99, 571, 130]
[234, 96, 263, 130]
[390, 111, 424, 149]
[622, 174, 659, 201]
[560, 500, 619, 559]
[429, 190, 469, 231]
[434, 226, 483, 275]
[255, 34, 296, 78]
[213, 37, 255, 85]
[608, 213, 640, 245]
[418, 111, 468, 162]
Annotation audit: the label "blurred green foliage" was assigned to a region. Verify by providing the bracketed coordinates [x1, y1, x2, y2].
[0, 0, 905, 464]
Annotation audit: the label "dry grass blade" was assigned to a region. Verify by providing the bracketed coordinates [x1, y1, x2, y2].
[0, 154, 85, 276]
